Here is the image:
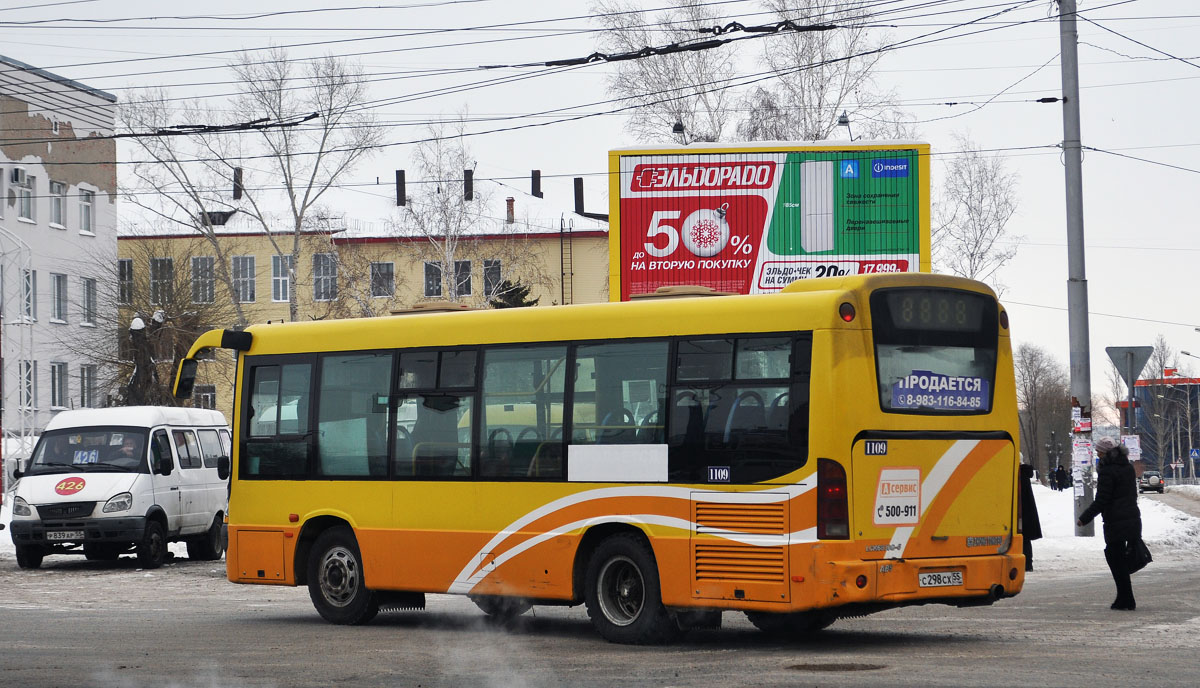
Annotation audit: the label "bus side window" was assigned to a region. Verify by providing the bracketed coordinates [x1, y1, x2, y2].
[316, 352, 391, 478]
[480, 346, 567, 479]
[570, 341, 668, 446]
[668, 335, 807, 483]
[197, 429, 223, 468]
[151, 429, 174, 474]
[242, 360, 313, 478]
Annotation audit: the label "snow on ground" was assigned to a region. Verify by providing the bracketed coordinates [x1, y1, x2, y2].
[2, 483, 1199, 570]
[1028, 483, 1200, 572]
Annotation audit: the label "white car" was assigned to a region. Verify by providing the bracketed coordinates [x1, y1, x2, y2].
[9, 407, 231, 569]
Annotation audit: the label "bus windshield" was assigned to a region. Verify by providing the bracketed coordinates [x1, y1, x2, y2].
[871, 288, 998, 414]
[27, 428, 150, 475]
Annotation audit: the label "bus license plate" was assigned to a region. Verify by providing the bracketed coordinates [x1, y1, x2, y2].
[918, 571, 963, 588]
[46, 530, 84, 541]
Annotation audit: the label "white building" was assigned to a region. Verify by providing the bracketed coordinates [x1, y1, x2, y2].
[0, 54, 117, 443]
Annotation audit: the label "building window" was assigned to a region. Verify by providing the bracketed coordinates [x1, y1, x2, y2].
[272, 254, 293, 302]
[17, 174, 34, 221]
[455, 260, 472, 297]
[51, 273, 68, 321]
[50, 362, 68, 408]
[22, 269, 36, 321]
[19, 360, 36, 408]
[370, 262, 394, 298]
[193, 384, 216, 410]
[80, 364, 97, 408]
[81, 277, 97, 325]
[483, 259, 502, 296]
[232, 255, 255, 303]
[49, 181, 66, 226]
[80, 189, 94, 233]
[313, 253, 337, 301]
[149, 257, 173, 305]
[192, 256, 215, 304]
[424, 262, 442, 298]
[117, 259, 133, 305]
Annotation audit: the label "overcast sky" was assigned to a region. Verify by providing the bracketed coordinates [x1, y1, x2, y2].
[4, 0, 1197, 407]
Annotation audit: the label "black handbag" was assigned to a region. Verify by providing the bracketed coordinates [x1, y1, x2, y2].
[1127, 538, 1153, 574]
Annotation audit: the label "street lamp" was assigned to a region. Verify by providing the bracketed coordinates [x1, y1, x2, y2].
[837, 110, 855, 141]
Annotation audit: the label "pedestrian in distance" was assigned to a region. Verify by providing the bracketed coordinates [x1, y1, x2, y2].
[1077, 437, 1142, 610]
[1055, 464, 1068, 492]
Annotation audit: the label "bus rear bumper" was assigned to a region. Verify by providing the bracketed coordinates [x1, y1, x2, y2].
[814, 553, 1026, 610]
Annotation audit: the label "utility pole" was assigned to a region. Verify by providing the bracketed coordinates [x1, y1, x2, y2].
[1058, 0, 1093, 536]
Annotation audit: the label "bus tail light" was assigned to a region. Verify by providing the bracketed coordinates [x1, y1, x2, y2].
[817, 458, 849, 540]
[838, 302, 856, 322]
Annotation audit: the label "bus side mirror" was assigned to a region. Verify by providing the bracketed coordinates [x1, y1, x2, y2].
[155, 454, 174, 476]
[217, 456, 230, 481]
[174, 358, 198, 400]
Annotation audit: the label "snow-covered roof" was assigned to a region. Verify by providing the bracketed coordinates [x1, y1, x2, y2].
[118, 177, 607, 241]
[44, 407, 228, 431]
[337, 177, 607, 241]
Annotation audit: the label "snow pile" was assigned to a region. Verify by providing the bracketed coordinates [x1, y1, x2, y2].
[1028, 483, 1200, 572]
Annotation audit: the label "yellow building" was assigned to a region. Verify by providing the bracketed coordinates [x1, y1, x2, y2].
[117, 181, 609, 419]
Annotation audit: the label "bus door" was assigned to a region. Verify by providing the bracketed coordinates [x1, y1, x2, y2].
[851, 435, 1015, 561]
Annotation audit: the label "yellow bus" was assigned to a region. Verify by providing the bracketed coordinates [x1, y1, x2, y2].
[174, 272, 1025, 644]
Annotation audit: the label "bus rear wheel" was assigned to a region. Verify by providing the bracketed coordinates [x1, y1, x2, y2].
[584, 533, 679, 645]
[745, 610, 835, 636]
[307, 526, 378, 625]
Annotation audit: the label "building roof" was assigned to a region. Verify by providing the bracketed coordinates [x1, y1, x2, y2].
[0, 53, 117, 103]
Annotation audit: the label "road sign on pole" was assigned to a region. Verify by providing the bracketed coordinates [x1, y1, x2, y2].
[1190, 448, 1199, 461]
[1106, 346, 1154, 432]
[1106, 346, 1153, 388]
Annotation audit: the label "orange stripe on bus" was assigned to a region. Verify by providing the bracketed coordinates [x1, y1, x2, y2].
[914, 440, 1009, 539]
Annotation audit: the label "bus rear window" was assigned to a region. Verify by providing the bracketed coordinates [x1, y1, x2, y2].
[871, 288, 998, 414]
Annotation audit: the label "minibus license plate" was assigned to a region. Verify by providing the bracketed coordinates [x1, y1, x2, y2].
[46, 530, 84, 541]
[918, 571, 962, 587]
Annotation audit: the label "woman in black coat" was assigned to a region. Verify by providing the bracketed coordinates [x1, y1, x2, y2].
[1077, 437, 1142, 610]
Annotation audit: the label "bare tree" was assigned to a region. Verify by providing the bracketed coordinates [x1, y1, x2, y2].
[388, 120, 553, 306]
[1014, 343, 1071, 483]
[592, 0, 737, 143]
[738, 0, 913, 141]
[121, 48, 382, 324]
[932, 134, 1020, 294]
[50, 234, 244, 407]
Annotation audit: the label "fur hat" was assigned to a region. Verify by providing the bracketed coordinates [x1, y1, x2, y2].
[1095, 436, 1121, 453]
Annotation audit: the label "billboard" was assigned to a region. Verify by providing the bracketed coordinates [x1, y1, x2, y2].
[608, 142, 931, 300]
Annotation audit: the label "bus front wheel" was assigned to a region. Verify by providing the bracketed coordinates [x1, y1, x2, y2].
[307, 526, 379, 625]
[584, 533, 679, 645]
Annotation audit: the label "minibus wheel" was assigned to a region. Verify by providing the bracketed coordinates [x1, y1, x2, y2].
[307, 526, 379, 625]
[187, 515, 224, 561]
[137, 520, 167, 569]
[15, 545, 44, 569]
[584, 533, 679, 645]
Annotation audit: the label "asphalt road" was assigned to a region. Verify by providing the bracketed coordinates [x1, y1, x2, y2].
[1, 545, 1198, 688]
